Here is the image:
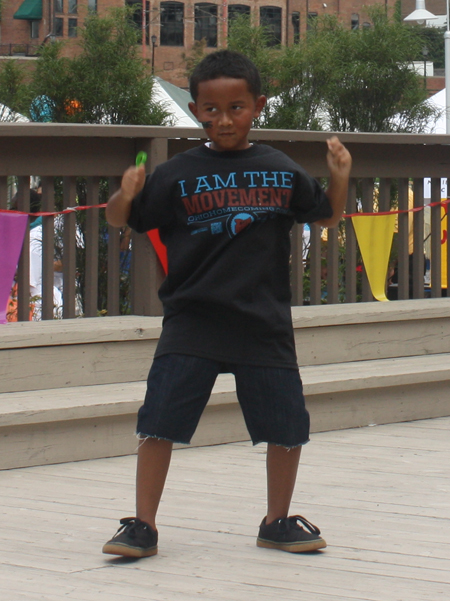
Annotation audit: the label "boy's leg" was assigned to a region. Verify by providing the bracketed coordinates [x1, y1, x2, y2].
[103, 437, 171, 558]
[259, 443, 326, 552]
[136, 437, 173, 529]
[266, 443, 301, 524]
[103, 354, 220, 557]
[235, 364, 326, 552]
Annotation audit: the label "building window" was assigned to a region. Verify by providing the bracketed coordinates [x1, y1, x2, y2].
[292, 11, 300, 44]
[68, 18, 78, 37]
[195, 3, 217, 48]
[160, 2, 184, 47]
[55, 17, 64, 37]
[30, 21, 40, 39]
[307, 12, 318, 30]
[363, 22, 371, 29]
[127, 0, 150, 44]
[228, 4, 250, 23]
[88, 0, 97, 12]
[68, 0, 77, 14]
[55, 0, 63, 14]
[260, 6, 282, 47]
[351, 14, 359, 30]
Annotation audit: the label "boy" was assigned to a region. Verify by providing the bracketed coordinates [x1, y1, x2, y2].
[103, 50, 351, 558]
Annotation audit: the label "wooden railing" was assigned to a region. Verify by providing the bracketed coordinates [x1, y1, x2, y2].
[1, 123, 449, 320]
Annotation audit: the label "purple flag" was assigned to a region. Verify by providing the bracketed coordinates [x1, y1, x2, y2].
[0, 212, 29, 324]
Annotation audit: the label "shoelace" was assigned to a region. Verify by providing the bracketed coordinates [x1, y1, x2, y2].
[278, 515, 321, 535]
[113, 517, 149, 539]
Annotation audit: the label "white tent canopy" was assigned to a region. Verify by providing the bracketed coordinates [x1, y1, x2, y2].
[425, 88, 447, 133]
[0, 103, 29, 123]
[152, 77, 201, 128]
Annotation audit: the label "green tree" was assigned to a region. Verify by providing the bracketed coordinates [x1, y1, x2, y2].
[24, 8, 172, 316]
[0, 60, 31, 121]
[30, 7, 170, 125]
[257, 31, 334, 130]
[30, 41, 74, 122]
[223, 7, 440, 133]
[316, 9, 439, 132]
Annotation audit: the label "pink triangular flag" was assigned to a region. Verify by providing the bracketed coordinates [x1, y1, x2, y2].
[0, 212, 29, 323]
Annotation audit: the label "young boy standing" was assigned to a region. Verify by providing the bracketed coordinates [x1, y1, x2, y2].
[103, 50, 352, 558]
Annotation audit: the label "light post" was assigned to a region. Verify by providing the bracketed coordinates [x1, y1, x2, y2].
[151, 35, 157, 75]
[422, 45, 429, 87]
[404, 0, 450, 133]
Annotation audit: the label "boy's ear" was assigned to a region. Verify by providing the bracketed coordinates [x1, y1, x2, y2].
[254, 95, 266, 118]
[188, 102, 198, 119]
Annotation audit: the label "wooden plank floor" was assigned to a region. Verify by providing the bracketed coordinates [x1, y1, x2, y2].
[0, 417, 449, 601]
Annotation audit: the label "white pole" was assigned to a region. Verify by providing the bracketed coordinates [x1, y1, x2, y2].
[446, 1, 450, 133]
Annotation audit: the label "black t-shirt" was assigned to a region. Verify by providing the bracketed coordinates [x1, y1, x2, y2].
[128, 143, 332, 369]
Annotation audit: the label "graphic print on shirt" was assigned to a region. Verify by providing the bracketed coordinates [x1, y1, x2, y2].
[178, 170, 294, 238]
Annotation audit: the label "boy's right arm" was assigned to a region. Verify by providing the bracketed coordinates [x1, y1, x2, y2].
[105, 164, 146, 228]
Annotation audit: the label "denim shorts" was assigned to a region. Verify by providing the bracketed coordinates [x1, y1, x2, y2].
[136, 354, 310, 448]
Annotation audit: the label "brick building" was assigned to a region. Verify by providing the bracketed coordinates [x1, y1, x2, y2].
[2, 0, 444, 87]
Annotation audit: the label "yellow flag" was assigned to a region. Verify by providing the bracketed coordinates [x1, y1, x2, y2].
[352, 214, 396, 302]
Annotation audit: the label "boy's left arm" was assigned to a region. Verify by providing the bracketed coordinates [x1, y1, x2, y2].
[315, 136, 352, 228]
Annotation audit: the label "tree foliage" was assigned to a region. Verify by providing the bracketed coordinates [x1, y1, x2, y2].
[0, 60, 31, 121]
[318, 8, 439, 132]
[28, 7, 169, 125]
[222, 6, 441, 133]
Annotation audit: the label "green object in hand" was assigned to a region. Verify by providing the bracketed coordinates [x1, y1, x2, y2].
[136, 151, 147, 167]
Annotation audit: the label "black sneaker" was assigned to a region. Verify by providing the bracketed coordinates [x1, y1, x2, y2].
[102, 517, 158, 558]
[257, 515, 327, 553]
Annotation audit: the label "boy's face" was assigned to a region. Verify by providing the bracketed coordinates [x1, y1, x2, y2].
[189, 77, 266, 152]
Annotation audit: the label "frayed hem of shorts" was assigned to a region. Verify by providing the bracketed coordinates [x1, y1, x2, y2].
[252, 438, 310, 449]
[135, 432, 191, 449]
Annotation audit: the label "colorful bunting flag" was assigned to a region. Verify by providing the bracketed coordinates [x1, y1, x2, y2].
[0, 212, 29, 323]
[352, 213, 397, 302]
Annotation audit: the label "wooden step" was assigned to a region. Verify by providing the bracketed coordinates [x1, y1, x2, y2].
[2, 298, 449, 394]
[1, 353, 449, 469]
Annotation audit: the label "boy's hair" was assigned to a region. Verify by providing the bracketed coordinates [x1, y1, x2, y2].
[189, 50, 262, 101]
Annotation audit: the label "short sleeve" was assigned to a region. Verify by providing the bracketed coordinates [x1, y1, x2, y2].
[127, 164, 176, 233]
[290, 171, 333, 224]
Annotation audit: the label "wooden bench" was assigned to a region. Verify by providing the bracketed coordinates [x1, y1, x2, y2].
[1, 298, 449, 469]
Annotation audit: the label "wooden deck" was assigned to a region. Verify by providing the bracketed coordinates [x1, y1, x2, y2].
[1, 417, 449, 601]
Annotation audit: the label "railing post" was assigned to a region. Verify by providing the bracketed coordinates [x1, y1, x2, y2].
[0, 177, 7, 210]
[430, 178, 443, 298]
[397, 178, 410, 300]
[85, 177, 100, 317]
[361, 178, 374, 302]
[378, 178, 391, 212]
[290, 223, 304, 306]
[62, 177, 77, 318]
[412, 178, 425, 299]
[107, 177, 121, 316]
[345, 178, 357, 303]
[16, 177, 31, 322]
[41, 177, 56, 320]
[326, 226, 339, 304]
[309, 224, 322, 305]
[130, 137, 168, 316]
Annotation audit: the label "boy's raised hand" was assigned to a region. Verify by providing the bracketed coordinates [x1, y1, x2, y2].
[106, 164, 146, 228]
[121, 164, 146, 203]
[326, 136, 352, 181]
[316, 136, 352, 228]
